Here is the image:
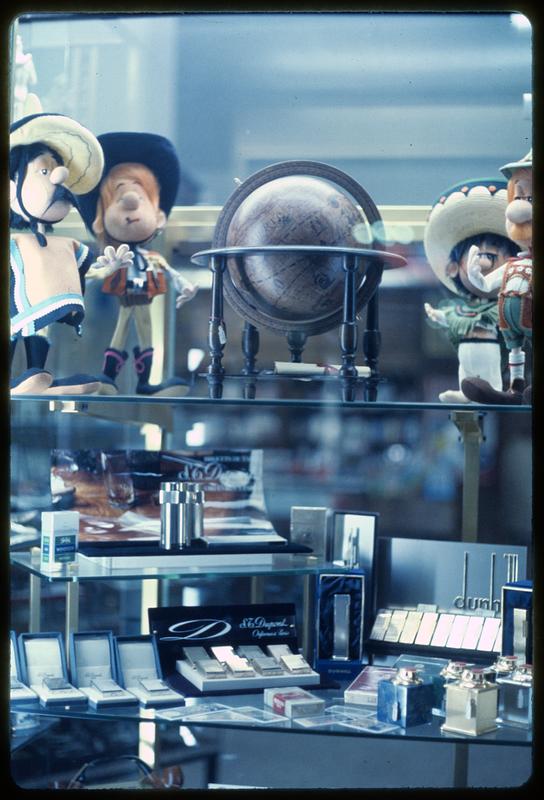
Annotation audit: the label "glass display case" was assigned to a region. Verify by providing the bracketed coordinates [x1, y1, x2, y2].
[9, 10, 533, 791]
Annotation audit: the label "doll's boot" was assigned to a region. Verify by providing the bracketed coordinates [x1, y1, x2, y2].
[133, 346, 190, 397]
[10, 335, 53, 395]
[97, 348, 129, 395]
[461, 377, 524, 405]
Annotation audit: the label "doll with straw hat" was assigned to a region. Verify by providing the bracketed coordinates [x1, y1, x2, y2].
[423, 177, 518, 403]
[9, 109, 104, 394]
[461, 150, 532, 404]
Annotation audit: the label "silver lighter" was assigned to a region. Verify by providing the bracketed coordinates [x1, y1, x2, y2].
[289, 507, 329, 558]
[180, 482, 205, 545]
[497, 663, 533, 728]
[159, 481, 185, 550]
[487, 654, 518, 683]
[442, 667, 499, 737]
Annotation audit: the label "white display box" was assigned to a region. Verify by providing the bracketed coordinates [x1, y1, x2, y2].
[19, 633, 87, 707]
[176, 658, 320, 693]
[80, 552, 275, 569]
[115, 637, 184, 708]
[70, 633, 138, 708]
[10, 633, 37, 704]
[41, 511, 79, 570]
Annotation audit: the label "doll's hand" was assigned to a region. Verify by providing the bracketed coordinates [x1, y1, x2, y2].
[466, 244, 486, 290]
[174, 276, 199, 309]
[91, 244, 134, 276]
[424, 303, 448, 328]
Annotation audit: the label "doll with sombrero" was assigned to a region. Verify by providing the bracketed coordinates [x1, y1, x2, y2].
[423, 178, 519, 403]
[78, 132, 198, 396]
[9, 111, 105, 394]
[461, 151, 532, 405]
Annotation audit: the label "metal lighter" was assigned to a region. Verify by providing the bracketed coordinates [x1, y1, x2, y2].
[159, 481, 185, 550]
[434, 661, 472, 717]
[377, 666, 434, 728]
[497, 663, 533, 728]
[487, 654, 518, 683]
[441, 667, 498, 736]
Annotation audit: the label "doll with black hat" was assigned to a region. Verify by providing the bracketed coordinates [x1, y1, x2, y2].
[78, 131, 198, 396]
[423, 178, 519, 403]
[461, 151, 532, 405]
[9, 111, 105, 394]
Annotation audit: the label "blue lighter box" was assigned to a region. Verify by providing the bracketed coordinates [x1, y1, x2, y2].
[501, 581, 532, 665]
[315, 571, 365, 682]
[377, 675, 434, 728]
[394, 654, 450, 715]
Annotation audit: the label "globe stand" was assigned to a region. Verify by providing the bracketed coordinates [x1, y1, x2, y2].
[191, 245, 405, 402]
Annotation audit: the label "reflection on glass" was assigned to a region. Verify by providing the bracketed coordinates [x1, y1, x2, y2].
[100, 452, 135, 509]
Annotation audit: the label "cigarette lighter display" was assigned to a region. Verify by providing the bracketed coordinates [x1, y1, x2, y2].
[376, 666, 434, 728]
[315, 572, 365, 681]
[497, 664, 532, 728]
[441, 667, 498, 736]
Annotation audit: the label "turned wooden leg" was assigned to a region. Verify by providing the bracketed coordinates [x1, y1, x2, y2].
[339, 254, 358, 402]
[207, 256, 226, 399]
[242, 322, 259, 399]
[286, 330, 307, 363]
[362, 289, 381, 402]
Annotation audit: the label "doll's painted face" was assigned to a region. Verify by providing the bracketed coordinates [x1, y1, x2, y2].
[447, 238, 514, 299]
[100, 164, 166, 244]
[10, 150, 73, 223]
[505, 168, 532, 250]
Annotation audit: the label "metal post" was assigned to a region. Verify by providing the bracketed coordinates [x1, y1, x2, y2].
[65, 582, 80, 665]
[451, 410, 484, 542]
[250, 576, 265, 604]
[29, 574, 41, 632]
[301, 574, 315, 661]
[452, 742, 469, 788]
[140, 580, 160, 634]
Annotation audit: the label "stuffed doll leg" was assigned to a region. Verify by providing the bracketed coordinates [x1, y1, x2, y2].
[462, 346, 526, 405]
[132, 305, 189, 397]
[10, 333, 53, 395]
[96, 305, 132, 394]
[439, 340, 502, 404]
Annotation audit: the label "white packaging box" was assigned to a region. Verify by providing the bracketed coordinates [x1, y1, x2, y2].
[41, 511, 79, 569]
[264, 686, 325, 718]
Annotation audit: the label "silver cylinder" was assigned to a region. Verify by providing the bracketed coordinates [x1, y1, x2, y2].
[159, 481, 183, 550]
[181, 483, 205, 545]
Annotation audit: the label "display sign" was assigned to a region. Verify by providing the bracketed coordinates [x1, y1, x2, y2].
[50, 448, 285, 547]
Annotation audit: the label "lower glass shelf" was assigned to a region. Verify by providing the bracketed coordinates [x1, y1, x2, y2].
[11, 686, 532, 747]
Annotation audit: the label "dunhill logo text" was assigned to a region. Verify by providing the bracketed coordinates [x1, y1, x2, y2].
[452, 552, 519, 613]
[453, 596, 500, 612]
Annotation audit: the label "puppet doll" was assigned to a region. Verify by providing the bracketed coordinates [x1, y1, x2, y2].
[78, 132, 198, 396]
[10, 112, 104, 394]
[423, 178, 518, 403]
[461, 151, 532, 404]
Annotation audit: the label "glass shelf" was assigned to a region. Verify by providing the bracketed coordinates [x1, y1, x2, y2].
[11, 687, 532, 747]
[10, 551, 344, 583]
[10, 394, 533, 413]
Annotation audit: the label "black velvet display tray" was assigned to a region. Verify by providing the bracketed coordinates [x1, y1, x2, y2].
[78, 539, 312, 557]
